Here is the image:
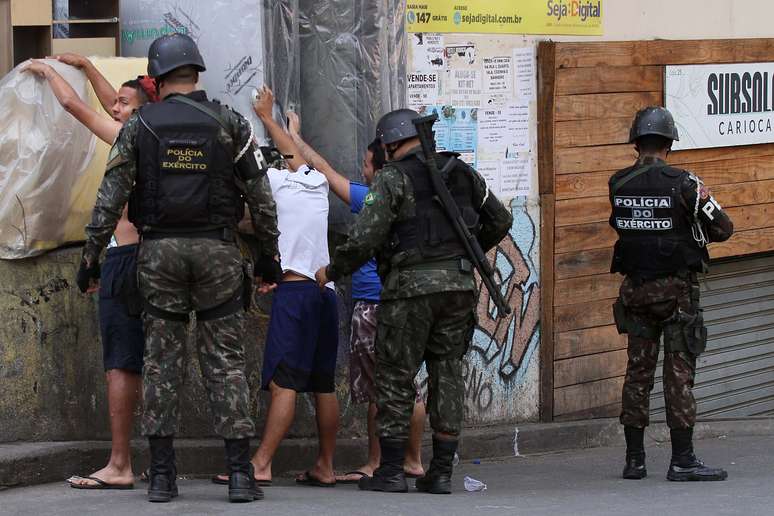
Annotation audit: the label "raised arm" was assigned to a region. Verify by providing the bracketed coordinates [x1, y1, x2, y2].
[23, 60, 121, 145]
[286, 111, 351, 204]
[51, 53, 117, 116]
[252, 86, 306, 172]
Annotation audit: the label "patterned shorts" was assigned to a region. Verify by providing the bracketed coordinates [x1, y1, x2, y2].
[350, 300, 422, 404]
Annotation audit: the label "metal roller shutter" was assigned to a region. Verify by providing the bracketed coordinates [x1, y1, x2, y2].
[651, 254, 774, 419]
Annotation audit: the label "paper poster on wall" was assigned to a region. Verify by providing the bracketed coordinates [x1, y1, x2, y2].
[405, 0, 603, 35]
[422, 105, 451, 150]
[407, 71, 440, 110]
[513, 47, 536, 101]
[446, 43, 477, 68]
[478, 104, 530, 155]
[665, 62, 774, 150]
[449, 107, 478, 156]
[483, 56, 513, 104]
[420, 105, 478, 165]
[446, 69, 482, 107]
[411, 32, 446, 71]
[477, 159, 502, 195]
[501, 157, 531, 197]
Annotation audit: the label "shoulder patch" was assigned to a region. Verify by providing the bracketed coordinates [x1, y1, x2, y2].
[106, 146, 129, 170]
[364, 192, 378, 206]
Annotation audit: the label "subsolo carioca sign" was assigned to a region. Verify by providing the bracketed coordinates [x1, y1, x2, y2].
[665, 63, 774, 150]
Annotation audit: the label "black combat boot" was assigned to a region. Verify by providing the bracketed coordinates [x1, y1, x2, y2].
[622, 426, 647, 480]
[667, 428, 728, 481]
[224, 438, 263, 502]
[358, 438, 408, 493]
[147, 436, 178, 503]
[416, 437, 458, 494]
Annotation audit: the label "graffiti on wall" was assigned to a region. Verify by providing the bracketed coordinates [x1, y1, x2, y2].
[463, 201, 541, 420]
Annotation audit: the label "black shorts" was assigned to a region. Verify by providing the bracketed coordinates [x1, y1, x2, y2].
[99, 245, 144, 374]
[261, 281, 339, 393]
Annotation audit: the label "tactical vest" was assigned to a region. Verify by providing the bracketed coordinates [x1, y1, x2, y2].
[128, 96, 243, 231]
[388, 152, 478, 264]
[609, 163, 708, 277]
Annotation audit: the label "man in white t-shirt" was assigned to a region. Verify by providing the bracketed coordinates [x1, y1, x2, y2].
[213, 86, 340, 489]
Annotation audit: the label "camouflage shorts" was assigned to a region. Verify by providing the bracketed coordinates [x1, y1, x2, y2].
[349, 300, 422, 405]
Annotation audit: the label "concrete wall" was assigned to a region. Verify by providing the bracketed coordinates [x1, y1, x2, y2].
[0, 247, 365, 443]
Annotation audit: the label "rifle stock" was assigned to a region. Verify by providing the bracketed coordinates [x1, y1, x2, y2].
[412, 114, 512, 317]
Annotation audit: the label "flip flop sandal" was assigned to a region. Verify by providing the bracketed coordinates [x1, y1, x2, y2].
[68, 476, 134, 490]
[295, 470, 336, 488]
[211, 474, 272, 486]
[404, 471, 424, 479]
[336, 470, 370, 484]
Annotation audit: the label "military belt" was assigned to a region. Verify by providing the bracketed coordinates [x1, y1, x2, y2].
[142, 228, 236, 242]
[400, 257, 473, 273]
[143, 287, 244, 323]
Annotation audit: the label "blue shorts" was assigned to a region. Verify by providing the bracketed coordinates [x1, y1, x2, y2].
[262, 281, 339, 393]
[99, 245, 144, 374]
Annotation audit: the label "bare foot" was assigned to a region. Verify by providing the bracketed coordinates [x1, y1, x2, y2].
[212, 459, 272, 484]
[251, 459, 273, 483]
[335, 463, 377, 482]
[403, 461, 425, 477]
[67, 463, 134, 487]
[298, 464, 335, 484]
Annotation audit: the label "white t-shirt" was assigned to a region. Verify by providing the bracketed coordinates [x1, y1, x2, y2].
[267, 165, 334, 289]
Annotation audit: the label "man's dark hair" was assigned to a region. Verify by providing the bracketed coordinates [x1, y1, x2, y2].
[635, 134, 672, 154]
[120, 79, 150, 105]
[368, 138, 386, 171]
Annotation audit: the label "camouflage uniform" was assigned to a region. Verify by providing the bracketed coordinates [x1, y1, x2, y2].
[611, 157, 733, 431]
[327, 147, 512, 439]
[617, 274, 699, 429]
[82, 97, 279, 439]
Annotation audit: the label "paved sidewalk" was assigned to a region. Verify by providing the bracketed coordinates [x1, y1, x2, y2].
[5, 417, 774, 488]
[1, 435, 771, 516]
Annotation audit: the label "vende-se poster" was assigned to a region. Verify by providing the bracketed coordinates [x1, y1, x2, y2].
[665, 63, 774, 151]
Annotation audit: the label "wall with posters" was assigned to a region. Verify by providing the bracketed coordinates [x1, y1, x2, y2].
[408, 32, 542, 423]
[406, 0, 774, 425]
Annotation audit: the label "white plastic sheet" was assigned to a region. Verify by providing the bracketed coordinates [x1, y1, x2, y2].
[120, 0, 268, 141]
[0, 61, 96, 259]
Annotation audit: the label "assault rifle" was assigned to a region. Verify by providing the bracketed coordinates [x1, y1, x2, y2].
[412, 114, 511, 317]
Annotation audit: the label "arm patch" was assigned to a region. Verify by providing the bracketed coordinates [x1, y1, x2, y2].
[106, 145, 129, 171]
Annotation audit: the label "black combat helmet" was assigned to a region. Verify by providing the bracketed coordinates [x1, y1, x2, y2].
[147, 33, 206, 79]
[376, 108, 420, 145]
[628, 106, 680, 143]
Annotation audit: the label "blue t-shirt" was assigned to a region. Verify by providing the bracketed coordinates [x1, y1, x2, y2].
[349, 182, 382, 302]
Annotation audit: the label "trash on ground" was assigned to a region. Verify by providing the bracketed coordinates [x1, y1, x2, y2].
[464, 475, 487, 492]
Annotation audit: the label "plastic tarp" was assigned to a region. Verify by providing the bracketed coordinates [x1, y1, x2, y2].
[0, 57, 149, 260]
[296, 0, 406, 228]
[120, 0, 270, 142]
[0, 60, 95, 260]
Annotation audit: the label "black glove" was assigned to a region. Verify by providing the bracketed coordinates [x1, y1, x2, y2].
[254, 256, 282, 284]
[76, 259, 101, 293]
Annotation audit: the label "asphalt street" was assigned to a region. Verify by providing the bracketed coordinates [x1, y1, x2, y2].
[1, 435, 771, 516]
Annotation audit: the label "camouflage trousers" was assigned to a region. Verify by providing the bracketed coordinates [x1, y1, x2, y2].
[617, 275, 699, 430]
[137, 237, 255, 439]
[375, 291, 475, 439]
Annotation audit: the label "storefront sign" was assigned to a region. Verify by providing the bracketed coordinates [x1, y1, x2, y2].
[666, 63, 774, 150]
[405, 0, 603, 35]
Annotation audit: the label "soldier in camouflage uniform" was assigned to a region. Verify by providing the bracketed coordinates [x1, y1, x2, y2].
[77, 34, 281, 504]
[609, 107, 733, 482]
[315, 109, 512, 494]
